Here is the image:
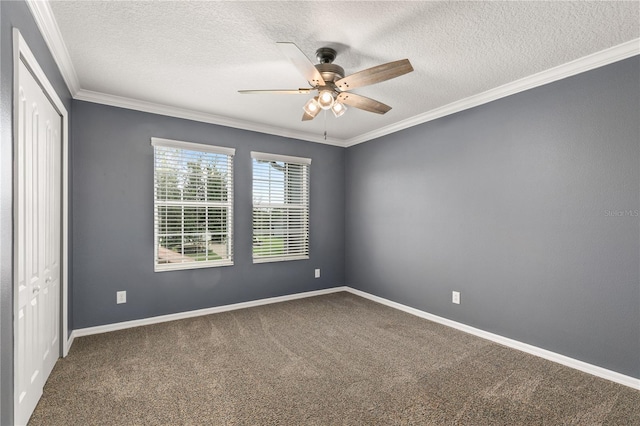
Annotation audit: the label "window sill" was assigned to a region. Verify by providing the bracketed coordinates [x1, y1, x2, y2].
[252, 255, 309, 264]
[154, 259, 234, 272]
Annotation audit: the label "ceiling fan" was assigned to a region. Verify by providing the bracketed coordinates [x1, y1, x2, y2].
[239, 42, 414, 121]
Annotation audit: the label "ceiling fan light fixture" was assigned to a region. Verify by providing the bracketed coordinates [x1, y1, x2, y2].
[331, 101, 347, 118]
[303, 97, 321, 117]
[318, 90, 335, 110]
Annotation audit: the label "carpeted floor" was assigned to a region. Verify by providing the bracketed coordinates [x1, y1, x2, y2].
[29, 292, 639, 425]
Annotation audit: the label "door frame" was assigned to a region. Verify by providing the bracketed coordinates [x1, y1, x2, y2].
[12, 26, 70, 418]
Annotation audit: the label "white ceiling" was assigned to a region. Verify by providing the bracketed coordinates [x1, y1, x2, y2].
[39, 1, 639, 146]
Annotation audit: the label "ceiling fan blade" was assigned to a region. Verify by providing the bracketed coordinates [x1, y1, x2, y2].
[335, 59, 413, 91]
[336, 92, 391, 114]
[277, 42, 326, 87]
[302, 111, 317, 121]
[238, 89, 313, 95]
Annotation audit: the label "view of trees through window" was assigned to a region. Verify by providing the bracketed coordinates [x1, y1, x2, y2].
[252, 155, 309, 261]
[154, 145, 233, 269]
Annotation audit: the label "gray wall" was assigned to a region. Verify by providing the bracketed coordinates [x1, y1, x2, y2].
[0, 4, 636, 423]
[345, 57, 640, 379]
[71, 101, 345, 329]
[0, 1, 73, 423]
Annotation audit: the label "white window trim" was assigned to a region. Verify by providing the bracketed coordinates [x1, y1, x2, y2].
[251, 151, 311, 264]
[251, 151, 312, 165]
[153, 138, 235, 272]
[152, 137, 235, 156]
[253, 255, 309, 264]
[156, 259, 234, 272]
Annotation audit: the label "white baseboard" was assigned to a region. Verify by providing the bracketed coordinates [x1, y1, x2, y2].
[345, 287, 640, 390]
[69, 286, 348, 343]
[66, 285, 638, 390]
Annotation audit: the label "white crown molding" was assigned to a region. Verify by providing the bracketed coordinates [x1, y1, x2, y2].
[74, 38, 640, 148]
[27, 0, 638, 147]
[74, 89, 345, 147]
[346, 288, 640, 390]
[25, 0, 80, 96]
[25, 0, 343, 147]
[344, 38, 640, 147]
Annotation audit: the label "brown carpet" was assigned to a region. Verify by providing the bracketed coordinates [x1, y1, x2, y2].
[29, 292, 639, 425]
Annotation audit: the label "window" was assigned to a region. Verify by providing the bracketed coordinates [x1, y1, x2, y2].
[152, 138, 234, 271]
[252, 152, 310, 263]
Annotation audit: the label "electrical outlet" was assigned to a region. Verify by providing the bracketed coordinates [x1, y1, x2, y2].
[116, 291, 127, 304]
[314, 268, 320, 278]
[452, 291, 460, 304]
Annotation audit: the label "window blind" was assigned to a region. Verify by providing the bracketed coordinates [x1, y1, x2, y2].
[251, 151, 310, 263]
[152, 138, 234, 271]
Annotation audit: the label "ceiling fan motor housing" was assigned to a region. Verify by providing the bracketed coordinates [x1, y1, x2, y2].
[315, 63, 345, 84]
[315, 47, 344, 85]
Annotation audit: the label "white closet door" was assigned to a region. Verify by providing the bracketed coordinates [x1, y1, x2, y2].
[15, 58, 61, 426]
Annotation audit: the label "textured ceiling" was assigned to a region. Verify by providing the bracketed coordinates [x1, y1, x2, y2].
[47, 1, 639, 144]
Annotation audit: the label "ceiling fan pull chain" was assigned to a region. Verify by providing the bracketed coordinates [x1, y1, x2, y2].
[324, 110, 327, 140]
